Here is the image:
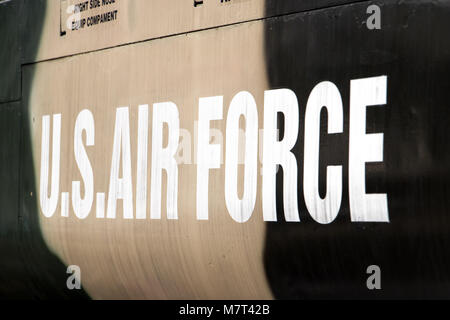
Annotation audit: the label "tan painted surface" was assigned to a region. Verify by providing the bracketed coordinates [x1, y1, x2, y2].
[26, 18, 273, 299]
[32, 0, 267, 63]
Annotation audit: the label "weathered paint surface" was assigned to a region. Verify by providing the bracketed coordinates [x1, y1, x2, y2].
[25, 19, 272, 299]
[1, 0, 450, 299]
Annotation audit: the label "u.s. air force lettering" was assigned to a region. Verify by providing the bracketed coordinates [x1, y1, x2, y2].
[38, 76, 388, 224]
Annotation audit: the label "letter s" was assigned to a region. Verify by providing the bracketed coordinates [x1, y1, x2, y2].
[72, 109, 95, 219]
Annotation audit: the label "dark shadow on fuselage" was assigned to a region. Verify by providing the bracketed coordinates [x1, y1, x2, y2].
[0, 0, 90, 299]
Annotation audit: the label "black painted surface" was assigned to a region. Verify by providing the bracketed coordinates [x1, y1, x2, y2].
[264, 0, 450, 299]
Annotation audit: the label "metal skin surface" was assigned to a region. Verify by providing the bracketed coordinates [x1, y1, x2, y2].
[264, 0, 450, 299]
[0, 0, 449, 299]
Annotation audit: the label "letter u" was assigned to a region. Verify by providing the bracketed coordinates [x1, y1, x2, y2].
[39, 114, 61, 218]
